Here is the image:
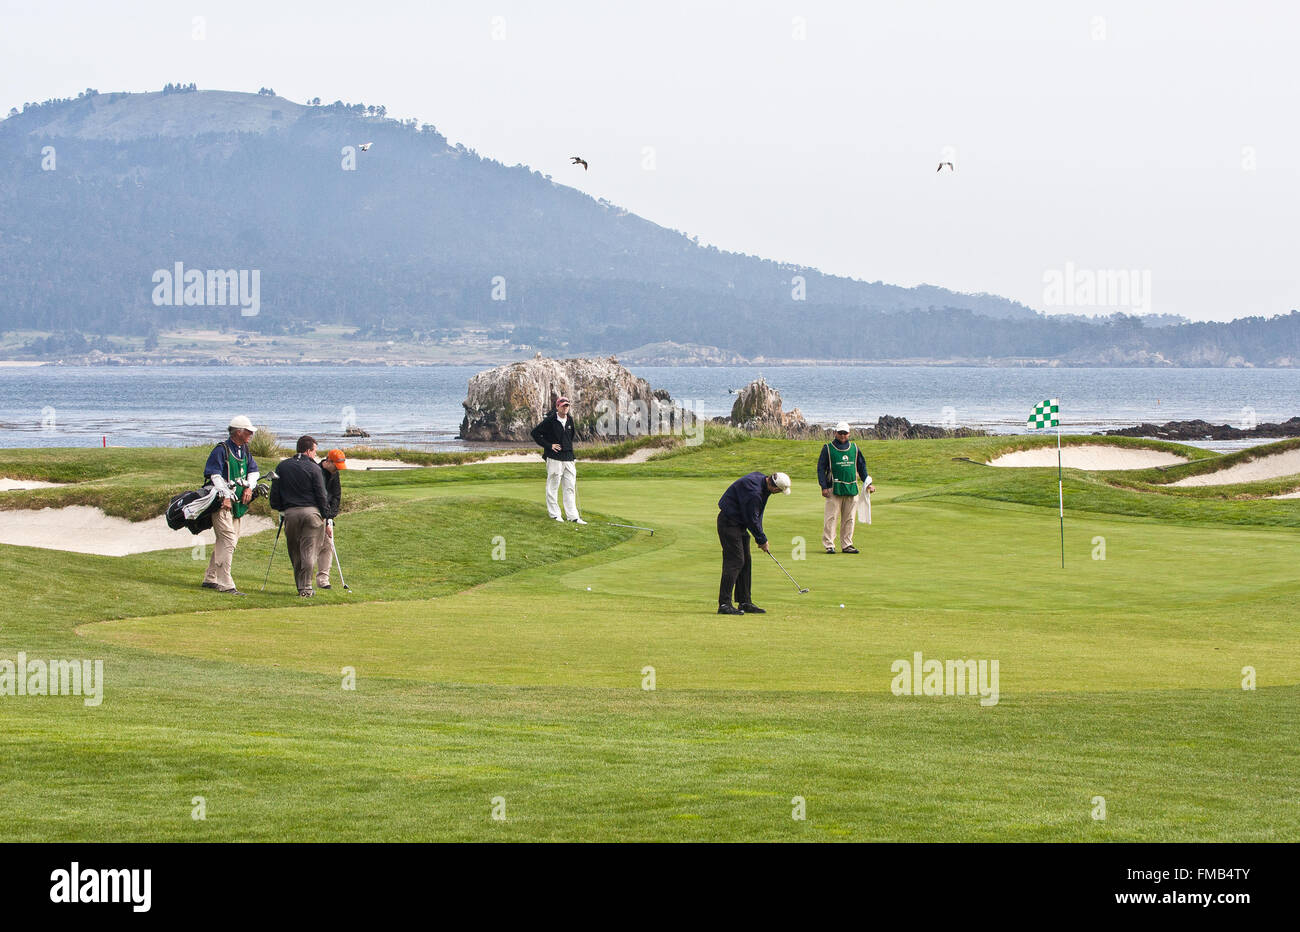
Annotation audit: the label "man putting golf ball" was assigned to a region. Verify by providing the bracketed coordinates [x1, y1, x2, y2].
[715, 470, 791, 615]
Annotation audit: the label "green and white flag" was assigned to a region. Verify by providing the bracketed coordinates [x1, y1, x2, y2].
[1026, 398, 1065, 567]
[1028, 398, 1059, 429]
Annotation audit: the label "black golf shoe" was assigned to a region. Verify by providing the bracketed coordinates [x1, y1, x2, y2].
[825, 547, 835, 554]
[717, 603, 745, 616]
[200, 581, 220, 590]
[738, 602, 766, 614]
[841, 546, 860, 554]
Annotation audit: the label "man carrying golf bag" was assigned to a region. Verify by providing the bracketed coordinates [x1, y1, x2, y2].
[268, 436, 331, 598]
[200, 415, 260, 595]
[715, 471, 791, 615]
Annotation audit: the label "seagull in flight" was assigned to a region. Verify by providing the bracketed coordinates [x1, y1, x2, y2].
[570, 156, 588, 170]
[936, 161, 954, 172]
[359, 142, 373, 152]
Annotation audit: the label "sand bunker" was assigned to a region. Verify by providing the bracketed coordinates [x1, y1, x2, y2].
[0, 506, 274, 556]
[0, 478, 66, 491]
[1169, 448, 1300, 487]
[1270, 489, 1300, 499]
[988, 445, 1188, 470]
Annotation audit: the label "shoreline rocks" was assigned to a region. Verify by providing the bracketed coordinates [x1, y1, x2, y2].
[1101, 417, 1300, 441]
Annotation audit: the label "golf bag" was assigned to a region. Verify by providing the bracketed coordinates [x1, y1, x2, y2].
[165, 487, 220, 534]
[166, 479, 268, 535]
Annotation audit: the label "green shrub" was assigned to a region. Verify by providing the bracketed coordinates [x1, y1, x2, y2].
[249, 426, 283, 461]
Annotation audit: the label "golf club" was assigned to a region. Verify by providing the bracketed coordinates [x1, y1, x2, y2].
[606, 522, 655, 536]
[766, 550, 810, 593]
[330, 534, 351, 592]
[260, 515, 284, 591]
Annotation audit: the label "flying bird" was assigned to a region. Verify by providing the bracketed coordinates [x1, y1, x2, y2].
[936, 161, 954, 172]
[570, 156, 588, 170]
[359, 142, 373, 151]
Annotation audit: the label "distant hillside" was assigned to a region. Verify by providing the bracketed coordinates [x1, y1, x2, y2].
[1, 88, 1296, 366]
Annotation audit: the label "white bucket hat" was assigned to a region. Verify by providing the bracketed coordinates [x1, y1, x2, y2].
[834, 421, 851, 433]
[771, 472, 792, 494]
[228, 415, 256, 432]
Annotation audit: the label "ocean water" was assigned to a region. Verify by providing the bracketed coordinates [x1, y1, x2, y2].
[0, 364, 1295, 451]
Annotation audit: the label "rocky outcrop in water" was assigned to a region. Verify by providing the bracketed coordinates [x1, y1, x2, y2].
[728, 377, 807, 432]
[1101, 417, 1300, 441]
[459, 354, 682, 442]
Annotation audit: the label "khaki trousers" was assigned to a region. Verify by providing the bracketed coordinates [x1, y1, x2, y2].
[823, 494, 857, 550]
[315, 528, 334, 587]
[283, 507, 325, 594]
[203, 508, 241, 590]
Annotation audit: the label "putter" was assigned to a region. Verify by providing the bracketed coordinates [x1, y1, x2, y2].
[606, 522, 655, 536]
[767, 550, 810, 593]
[330, 535, 351, 592]
[260, 515, 284, 591]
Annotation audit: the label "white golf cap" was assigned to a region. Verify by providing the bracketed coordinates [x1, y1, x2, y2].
[771, 472, 791, 494]
[228, 415, 255, 432]
[834, 421, 851, 433]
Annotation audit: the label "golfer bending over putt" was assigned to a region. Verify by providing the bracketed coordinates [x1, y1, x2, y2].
[716, 471, 791, 615]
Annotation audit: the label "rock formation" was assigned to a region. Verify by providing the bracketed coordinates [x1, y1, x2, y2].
[459, 354, 684, 442]
[1101, 416, 1300, 441]
[728, 377, 807, 432]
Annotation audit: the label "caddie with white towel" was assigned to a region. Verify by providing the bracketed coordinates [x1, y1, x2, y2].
[816, 422, 874, 554]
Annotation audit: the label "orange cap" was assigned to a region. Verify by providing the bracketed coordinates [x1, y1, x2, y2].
[327, 449, 347, 469]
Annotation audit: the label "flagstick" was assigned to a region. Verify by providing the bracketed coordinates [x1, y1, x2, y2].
[1057, 422, 1064, 569]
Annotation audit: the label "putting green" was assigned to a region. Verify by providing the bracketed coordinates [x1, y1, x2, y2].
[85, 478, 1300, 693]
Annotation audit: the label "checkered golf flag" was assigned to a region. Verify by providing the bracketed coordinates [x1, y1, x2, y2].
[1028, 398, 1059, 429]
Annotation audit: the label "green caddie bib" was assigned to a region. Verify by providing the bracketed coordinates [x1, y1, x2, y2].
[826, 441, 860, 497]
[225, 445, 250, 519]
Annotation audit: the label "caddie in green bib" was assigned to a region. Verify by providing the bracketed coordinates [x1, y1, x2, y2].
[225, 445, 251, 519]
[825, 441, 860, 497]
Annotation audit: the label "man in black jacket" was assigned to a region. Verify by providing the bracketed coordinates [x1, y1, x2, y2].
[530, 396, 586, 524]
[313, 448, 346, 590]
[715, 470, 791, 615]
[269, 435, 331, 597]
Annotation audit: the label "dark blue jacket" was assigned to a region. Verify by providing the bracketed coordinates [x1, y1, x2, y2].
[718, 471, 772, 545]
[203, 438, 258, 483]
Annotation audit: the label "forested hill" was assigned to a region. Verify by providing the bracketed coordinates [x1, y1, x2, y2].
[1, 88, 1296, 365]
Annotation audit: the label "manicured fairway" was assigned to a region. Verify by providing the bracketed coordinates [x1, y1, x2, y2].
[2, 435, 1297, 840]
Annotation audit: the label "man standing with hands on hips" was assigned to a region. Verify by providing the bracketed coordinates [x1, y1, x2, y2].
[818, 421, 874, 554]
[531, 396, 587, 524]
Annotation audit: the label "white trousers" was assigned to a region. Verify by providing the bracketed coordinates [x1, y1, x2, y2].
[545, 458, 580, 520]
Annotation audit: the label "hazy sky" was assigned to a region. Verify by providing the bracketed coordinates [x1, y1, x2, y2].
[4, 0, 1298, 322]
